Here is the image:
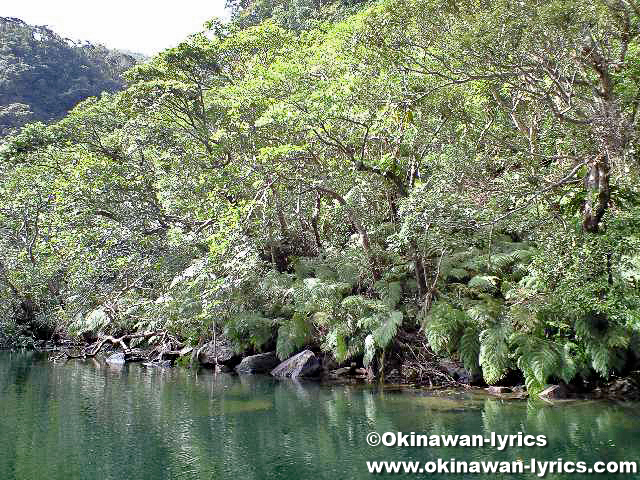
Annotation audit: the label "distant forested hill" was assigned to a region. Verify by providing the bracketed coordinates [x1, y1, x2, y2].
[0, 17, 139, 137]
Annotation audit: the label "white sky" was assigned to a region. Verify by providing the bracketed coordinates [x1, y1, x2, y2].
[2, 0, 229, 55]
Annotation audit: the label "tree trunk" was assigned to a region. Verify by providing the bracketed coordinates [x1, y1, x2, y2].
[582, 154, 610, 233]
[311, 193, 323, 250]
[315, 186, 380, 281]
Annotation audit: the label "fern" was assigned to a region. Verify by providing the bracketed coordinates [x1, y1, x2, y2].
[512, 334, 578, 393]
[559, 343, 578, 384]
[292, 257, 315, 279]
[70, 307, 109, 335]
[341, 295, 382, 318]
[374, 310, 403, 348]
[422, 302, 468, 355]
[447, 267, 469, 281]
[459, 325, 481, 373]
[461, 253, 486, 272]
[334, 330, 348, 362]
[359, 310, 403, 366]
[224, 311, 274, 352]
[293, 278, 351, 314]
[589, 343, 611, 377]
[363, 334, 376, 366]
[468, 275, 499, 292]
[490, 252, 514, 270]
[276, 312, 311, 360]
[375, 280, 403, 309]
[606, 327, 631, 349]
[466, 298, 502, 325]
[479, 319, 511, 384]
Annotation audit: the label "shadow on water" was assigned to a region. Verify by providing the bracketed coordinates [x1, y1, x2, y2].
[1, 351, 640, 480]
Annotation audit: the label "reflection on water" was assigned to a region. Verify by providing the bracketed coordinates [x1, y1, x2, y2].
[1, 351, 639, 479]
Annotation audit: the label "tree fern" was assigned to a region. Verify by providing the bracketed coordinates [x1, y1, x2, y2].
[375, 280, 403, 309]
[360, 310, 403, 367]
[374, 310, 403, 347]
[461, 253, 486, 272]
[224, 311, 274, 352]
[606, 326, 631, 349]
[512, 334, 578, 393]
[558, 343, 578, 384]
[459, 325, 481, 373]
[479, 319, 511, 384]
[70, 307, 109, 336]
[514, 334, 558, 392]
[490, 252, 515, 270]
[447, 267, 469, 281]
[293, 278, 351, 314]
[468, 275, 499, 292]
[466, 298, 502, 325]
[276, 311, 311, 360]
[422, 302, 468, 355]
[335, 330, 348, 362]
[341, 295, 380, 319]
[363, 334, 376, 366]
[511, 248, 535, 264]
[589, 343, 611, 377]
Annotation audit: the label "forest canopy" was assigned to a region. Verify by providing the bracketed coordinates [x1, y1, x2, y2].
[1, 0, 640, 393]
[0, 17, 138, 137]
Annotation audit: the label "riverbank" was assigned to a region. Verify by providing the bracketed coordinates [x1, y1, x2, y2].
[9, 331, 640, 403]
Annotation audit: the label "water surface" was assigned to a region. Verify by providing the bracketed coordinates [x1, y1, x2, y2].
[1, 351, 639, 479]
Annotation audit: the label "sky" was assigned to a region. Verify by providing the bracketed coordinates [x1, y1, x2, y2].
[2, 0, 229, 55]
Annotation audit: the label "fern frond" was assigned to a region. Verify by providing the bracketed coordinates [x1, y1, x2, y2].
[479, 319, 512, 384]
[490, 252, 514, 270]
[468, 275, 499, 292]
[377, 281, 403, 309]
[606, 327, 631, 349]
[373, 310, 403, 349]
[276, 312, 311, 360]
[466, 300, 501, 325]
[363, 334, 376, 366]
[589, 343, 611, 377]
[447, 267, 469, 281]
[459, 325, 480, 373]
[70, 307, 109, 335]
[422, 302, 468, 355]
[335, 332, 348, 362]
[511, 248, 535, 264]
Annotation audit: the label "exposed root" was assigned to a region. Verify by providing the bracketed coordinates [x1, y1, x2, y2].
[386, 330, 465, 388]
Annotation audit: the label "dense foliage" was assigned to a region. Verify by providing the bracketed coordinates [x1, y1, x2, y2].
[0, 17, 138, 137]
[2, 0, 640, 392]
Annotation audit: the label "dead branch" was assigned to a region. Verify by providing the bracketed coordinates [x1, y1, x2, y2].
[56, 330, 165, 360]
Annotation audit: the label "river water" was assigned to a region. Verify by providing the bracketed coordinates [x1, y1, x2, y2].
[1, 351, 639, 479]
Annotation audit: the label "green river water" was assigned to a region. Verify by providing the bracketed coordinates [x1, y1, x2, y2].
[1, 350, 639, 479]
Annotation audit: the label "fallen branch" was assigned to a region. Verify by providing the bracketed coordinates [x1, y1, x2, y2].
[56, 330, 164, 360]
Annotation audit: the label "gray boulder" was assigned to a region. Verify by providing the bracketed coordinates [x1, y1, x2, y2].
[198, 338, 241, 368]
[271, 350, 322, 378]
[235, 352, 280, 374]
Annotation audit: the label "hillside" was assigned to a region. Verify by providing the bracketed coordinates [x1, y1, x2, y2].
[0, 17, 138, 137]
